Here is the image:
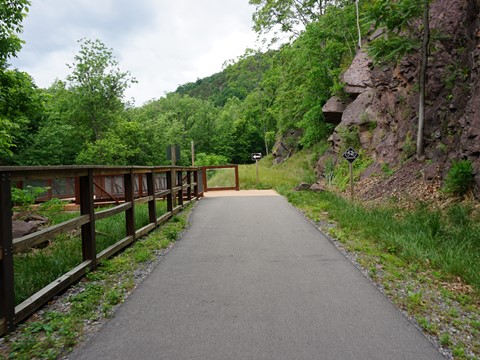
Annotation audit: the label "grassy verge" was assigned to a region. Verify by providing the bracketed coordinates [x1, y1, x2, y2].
[13, 201, 167, 305]
[1, 206, 191, 360]
[238, 150, 479, 359]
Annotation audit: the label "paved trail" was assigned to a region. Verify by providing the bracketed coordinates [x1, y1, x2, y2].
[69, 192, 444, 360]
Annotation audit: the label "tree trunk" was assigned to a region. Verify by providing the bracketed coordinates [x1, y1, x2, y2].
[416, 0, 429, 160]
[355, 0, 361, 49]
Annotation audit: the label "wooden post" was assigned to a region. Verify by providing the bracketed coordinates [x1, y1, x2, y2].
[235, 165, 240, 191]
[202, 167, 207, 193]
[177, 170, 184, 207]
[146, 171, 157, 226]
[187, 170, 192, 201]
[79, 170, 96, 269]
[0, 171, 15, 334]
[124, 171, 135, 239]
[193, 169, 199, 198]
[166, 170, 173, 213]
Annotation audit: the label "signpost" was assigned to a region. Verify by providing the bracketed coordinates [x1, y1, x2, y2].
[342, 147, 359, 200]
[251, 153, 262, 185]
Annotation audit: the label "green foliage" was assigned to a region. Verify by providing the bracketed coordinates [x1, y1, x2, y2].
[11, 186, 48, 210]
[337, 125, 360, 151]
[443, 160, 475, 196]
[0, 69, 44, 164]
[365, 0, 427, 64]
[195, 153, 229, 166]
[0, 0, 30, 69]
[249, 0, 326, 37]
[66, 38, 136, 142]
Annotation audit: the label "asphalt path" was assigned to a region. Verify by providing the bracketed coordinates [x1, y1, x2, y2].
[68, 193, 444, 360]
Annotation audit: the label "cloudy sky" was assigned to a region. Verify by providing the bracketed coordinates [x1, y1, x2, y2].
[10, 0, 260, 106]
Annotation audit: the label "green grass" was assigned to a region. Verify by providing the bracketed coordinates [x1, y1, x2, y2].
[13, 200, 168, 305]
[205, 168, 236, 188]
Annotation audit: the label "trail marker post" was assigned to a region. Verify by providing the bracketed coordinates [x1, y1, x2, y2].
[342, 147, 359, 200]
[251, 153, 262, 185]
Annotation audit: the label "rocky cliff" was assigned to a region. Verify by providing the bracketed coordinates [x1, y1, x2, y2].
[318, 0, 480, 201]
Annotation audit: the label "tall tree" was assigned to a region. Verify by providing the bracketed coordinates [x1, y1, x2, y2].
[249, 0, 331, 38]
[66, 38, 136, 141]
[416, 0, 429, 160]
[366, 0, 430, 159]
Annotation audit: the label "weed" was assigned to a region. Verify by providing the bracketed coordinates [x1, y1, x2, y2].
[440, 333, 452, 346]
[134, 248, 152, 263]
[452, 344, 466, 357]
[105, 288, 122, 306]
[416, 317, 437, 334]
[160, 239, 171, 249]
[402, 132, 415, 160]
[443, 160, 475, 196]
[381, 163, 395, 178]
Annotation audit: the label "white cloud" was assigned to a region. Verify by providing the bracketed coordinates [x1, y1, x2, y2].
[11, 0, 259, 105]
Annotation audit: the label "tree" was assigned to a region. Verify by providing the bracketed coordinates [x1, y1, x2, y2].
[66, 38, 136, 141]
[249, 0, 332, 38]
[0, 70, 44, 164]
[0, 0, 30, 69]
[416, 0, 429, 160]
[366, 0, 430, 160]
[0, 0, 33, 162]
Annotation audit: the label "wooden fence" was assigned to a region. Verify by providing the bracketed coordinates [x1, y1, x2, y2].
[0, 165, 203, 336]
[202, 165, 239, 192]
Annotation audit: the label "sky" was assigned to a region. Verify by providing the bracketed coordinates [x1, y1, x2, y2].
[10, 0, 260, 106]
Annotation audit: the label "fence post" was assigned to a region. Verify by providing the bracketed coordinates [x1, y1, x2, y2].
[193, 169, 199, 198]
[124, 170, 135, 239]
[234, 165, 240, 191]
[146, 171, 157, 226]
[79, 169, 96, 269]
[0, 171, 15, 334]
[177, 170, 184, 207]
[187, 170, 192, 201]
[166, 169, 173, 213]
[202, 167, 208, 193]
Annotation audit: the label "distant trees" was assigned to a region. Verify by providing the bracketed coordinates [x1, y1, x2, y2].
[6, 1, 371, 166]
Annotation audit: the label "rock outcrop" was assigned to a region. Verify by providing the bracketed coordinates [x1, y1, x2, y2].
[272, 129, 303, 164]
[318, 0, 480, 199]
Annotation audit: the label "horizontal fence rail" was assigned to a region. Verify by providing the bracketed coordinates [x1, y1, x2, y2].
[0, 165, 204, 336]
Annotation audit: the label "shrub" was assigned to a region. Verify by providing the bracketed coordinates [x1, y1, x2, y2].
[443, 160, 475, 196]
[11, 186, 49, 211]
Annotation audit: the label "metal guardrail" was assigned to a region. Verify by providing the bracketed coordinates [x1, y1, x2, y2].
[0, 165, 203, 335]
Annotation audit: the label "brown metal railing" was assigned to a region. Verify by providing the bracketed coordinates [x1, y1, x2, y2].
[0, 165, 203, 335]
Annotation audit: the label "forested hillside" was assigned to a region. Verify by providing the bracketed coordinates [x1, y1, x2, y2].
[1, 0, 478, 198]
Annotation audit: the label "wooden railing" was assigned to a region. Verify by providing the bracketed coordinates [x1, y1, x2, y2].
[202, 165, 239, 192]
[0, 165, 203, 335]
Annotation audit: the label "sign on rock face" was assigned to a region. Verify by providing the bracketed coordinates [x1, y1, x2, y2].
[342, 147, 359, 163]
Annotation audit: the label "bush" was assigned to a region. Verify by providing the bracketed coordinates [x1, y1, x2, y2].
[195, 153, 229, 166]
[11, 186, 49, 211]
[443, 160, 475, 196]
